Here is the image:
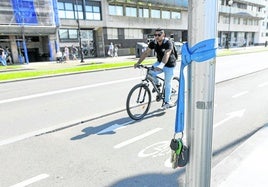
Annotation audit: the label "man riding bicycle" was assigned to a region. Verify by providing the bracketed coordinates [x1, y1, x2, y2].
[134, 28, 177, 109]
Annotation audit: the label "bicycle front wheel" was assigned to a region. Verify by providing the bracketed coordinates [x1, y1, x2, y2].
[126, 83, 151, 120]
[170, 77, 180, 105]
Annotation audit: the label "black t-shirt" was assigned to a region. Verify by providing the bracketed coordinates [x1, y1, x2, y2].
[148, 39, 176, 67]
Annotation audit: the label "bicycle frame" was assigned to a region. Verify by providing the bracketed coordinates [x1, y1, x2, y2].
[140, 65, 165, 102]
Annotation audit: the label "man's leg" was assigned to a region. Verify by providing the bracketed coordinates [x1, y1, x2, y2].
[163, 66, 175, 104]
[150, 61, 162, 85]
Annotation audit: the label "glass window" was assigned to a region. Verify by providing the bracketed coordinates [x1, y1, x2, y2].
[65, 11, 75, 19]
[58, 2, 75, 19]
[85, 4, 101, 20]
[107, 28, 118, 39]
[124, 29, 143, 39]
[126, 7, 137, 17]
[162, 11, 170, 19]
[74, 4, 83, 19]
[59, 29, 68, 39]
[171, 12, 181, 19]
[93, 6, 100, 12]
[59, 29, 78, 40]
[109, 5, 123, 16]
[151, 9, 160, 18]
[69, 29, 78, 39]
[65, 3, 73, 11]
[139, 8, 149, 18]
[59, 10, 66, 18]
[58, 2, 64, 9]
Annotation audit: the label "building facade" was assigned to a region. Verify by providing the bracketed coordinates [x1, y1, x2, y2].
[0, 0, 267, 63]
[0, 0, 59, 63]
[218, 0, 268, 48]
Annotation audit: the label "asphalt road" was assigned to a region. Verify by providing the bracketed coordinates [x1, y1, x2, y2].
[0, 51, 268, 186]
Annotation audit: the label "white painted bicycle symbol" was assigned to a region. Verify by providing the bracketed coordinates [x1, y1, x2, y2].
[138, 141, 171, 158]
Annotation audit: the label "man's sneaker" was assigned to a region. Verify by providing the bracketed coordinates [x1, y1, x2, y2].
[152, 83, 161, 93]
[162, 102, 175, 109]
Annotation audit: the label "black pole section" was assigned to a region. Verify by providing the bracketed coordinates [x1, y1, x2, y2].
[75, 0, 84, 62]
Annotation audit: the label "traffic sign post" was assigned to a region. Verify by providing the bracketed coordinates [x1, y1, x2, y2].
[184, 1, 218, 186]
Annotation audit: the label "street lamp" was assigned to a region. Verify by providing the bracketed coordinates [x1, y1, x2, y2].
[226, 0, 233, 49]
[74, 0, 84, 62]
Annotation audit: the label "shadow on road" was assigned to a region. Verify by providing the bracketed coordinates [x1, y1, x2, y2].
[70, 108, 166, 140]
[109, 169, 185, 187]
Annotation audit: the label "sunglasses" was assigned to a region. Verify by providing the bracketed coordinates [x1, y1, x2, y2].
[154, 33, 162, 37]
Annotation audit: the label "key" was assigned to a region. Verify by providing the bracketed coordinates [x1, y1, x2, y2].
[170, 139, 178, 151]
[175, 139, 183, 155]
[171, 151, 178, 169]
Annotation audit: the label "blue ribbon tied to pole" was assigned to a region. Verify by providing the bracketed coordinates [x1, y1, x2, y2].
[175, 39, 217, 133]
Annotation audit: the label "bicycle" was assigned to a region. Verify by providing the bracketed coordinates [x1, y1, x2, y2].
[126, 64, 179, 120]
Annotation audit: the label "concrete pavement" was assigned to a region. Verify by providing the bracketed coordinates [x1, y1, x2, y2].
[211, 124, 268, 187]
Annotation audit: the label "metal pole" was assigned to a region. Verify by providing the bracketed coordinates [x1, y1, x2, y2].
[185, 1, 218, 187]
[227, 0, 233, 49]
[75, 0, 84, 62]
[22, 24, 29, 64]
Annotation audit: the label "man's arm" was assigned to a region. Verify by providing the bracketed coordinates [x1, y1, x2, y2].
[134, 47, 152, 68]
[155, 48, 172, 70]
[161, 48, 172, 64]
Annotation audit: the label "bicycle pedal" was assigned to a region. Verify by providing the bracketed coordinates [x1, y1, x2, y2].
[156, 95, 161, 102]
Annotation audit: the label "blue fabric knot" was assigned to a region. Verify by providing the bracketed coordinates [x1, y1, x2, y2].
[175, 39, 217, 133]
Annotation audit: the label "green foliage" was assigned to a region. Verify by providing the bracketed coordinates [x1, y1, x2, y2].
[0, 60, 154, 82]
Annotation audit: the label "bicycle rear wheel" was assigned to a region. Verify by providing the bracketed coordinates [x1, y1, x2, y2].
[170, 77, 180, 105]
[126, 83, 151, 120]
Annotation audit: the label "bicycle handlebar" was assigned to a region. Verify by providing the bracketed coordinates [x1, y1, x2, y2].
[137, 64, 154, 71]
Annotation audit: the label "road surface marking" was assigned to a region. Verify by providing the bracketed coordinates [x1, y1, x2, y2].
[138, 141, 170, 158]
[258, 82, 268, 87]
[232, 91, 248, 98]
[10, 174, 49, 187]
[0, 77, 141, 104]
[214, 109, 245, 128]
[114, 128, 162, 149]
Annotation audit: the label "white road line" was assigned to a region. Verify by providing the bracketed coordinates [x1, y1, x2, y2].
[9, 174, 49, 187]
[0, 120, 79, 146]
[0, 77, 141, 104]
[231, 91, 248, 98]
[114, 128, 162, 149]
[0, 131, 41, 146]
[258, 82, 268, 88]
[214, 109, 245, 128]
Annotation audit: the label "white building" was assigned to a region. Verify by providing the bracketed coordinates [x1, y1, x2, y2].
[218, 0, 267, 48]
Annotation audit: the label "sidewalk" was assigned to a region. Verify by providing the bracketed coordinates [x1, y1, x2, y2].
[9, 55, 139, 71]
[211, 124, 268, 187]
[1, 46, 267, 72]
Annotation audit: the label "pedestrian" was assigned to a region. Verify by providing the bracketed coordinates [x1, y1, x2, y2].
[114, 45, 118, 57]
[134, 28, 177, 109]
[56, 50, 63, 63]
[108, 42, 114, 57]
[265, 41, 267, 47]
[5, 46, 13, 64]
[71, 45, 78, 60]
[64, 46, 69, 61]
[0, 46, 7, 66]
